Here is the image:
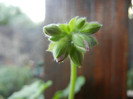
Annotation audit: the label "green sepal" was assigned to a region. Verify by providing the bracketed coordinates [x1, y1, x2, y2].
[76, 17, 86, 29]
[80, 22, 102, 34]
[53, 40, 70, 62]
[43, 24, 62, 36]
[70, 45, 83, 67]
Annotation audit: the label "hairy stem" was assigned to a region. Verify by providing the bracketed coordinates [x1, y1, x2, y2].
[68, 60, 77, 99]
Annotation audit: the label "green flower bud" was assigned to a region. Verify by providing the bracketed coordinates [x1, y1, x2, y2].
[72, 34, 90, 52]
[72, 34, 98, 52]
[76, 18, 86, 28]
[49, 34, 66, 42]
[59, 24, 70, 33]
[80, 22, 102, 34]
[87, 36, 98, 47]
[70, 45, 83, 66]
[80, 34, 98, 48]
[43, 24, 62, 36]
[69, 16, 78, 32]
[53, 39, 69, 63]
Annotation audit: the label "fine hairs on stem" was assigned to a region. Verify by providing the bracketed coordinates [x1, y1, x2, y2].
[69, 60, 77, 99]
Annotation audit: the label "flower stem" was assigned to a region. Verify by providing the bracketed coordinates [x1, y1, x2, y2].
[68, 60, 77, 99]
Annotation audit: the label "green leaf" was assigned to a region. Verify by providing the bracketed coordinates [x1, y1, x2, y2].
[43, 24, 62, 36]
[47, 42, 56, 52]
[74, 76, 86, 93]
[80, 22, 102, 34]
[53, 76, 86, 99]
[0, 66, 33, 98]
[69, 45, 83, 66]
[76, 17, 86, 29]
[8, 80, 52, 99]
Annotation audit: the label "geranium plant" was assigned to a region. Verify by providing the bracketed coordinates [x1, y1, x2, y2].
[43, 16, 102, 99]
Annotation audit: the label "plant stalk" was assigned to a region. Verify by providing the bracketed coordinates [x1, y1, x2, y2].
[68, 60, 77, 99]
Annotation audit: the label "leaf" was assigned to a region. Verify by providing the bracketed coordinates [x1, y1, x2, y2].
[8, 80, 52, 99]
[53, 76, 86, 99]
[74, 76, 86, 93]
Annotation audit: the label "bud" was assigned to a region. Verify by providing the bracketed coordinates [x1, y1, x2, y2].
[76, 18, 86, 28]
[49, 34, 65, 42]
[69, 16, 78, 32]
[72, 34, 90, 52]
[70, 45, 83, 66]
[53, 39, 69, 63]
[88, 36, 98, 47]
[80, 22, 102, 34]
[81, 34, 98, 48]
[43, 24, 62, 36]
[59, 24, 70, 33]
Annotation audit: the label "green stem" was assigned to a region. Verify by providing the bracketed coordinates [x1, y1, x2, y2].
[68, 60, 77, 99]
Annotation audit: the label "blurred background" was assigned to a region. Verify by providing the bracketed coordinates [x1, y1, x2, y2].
[0, 0, 133, 99]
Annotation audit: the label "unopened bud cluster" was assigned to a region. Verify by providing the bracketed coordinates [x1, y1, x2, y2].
[43, 17, 102, 66]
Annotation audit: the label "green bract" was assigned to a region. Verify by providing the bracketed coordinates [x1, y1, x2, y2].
[43, 16, 102, 66]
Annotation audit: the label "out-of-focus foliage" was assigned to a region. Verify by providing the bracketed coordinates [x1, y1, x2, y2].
[0, 95, 5, 99]
[0, 3, 33, 26]
[0, 66, 33, 98]
[127, 66, 133, 90]
[53, 76, 86, 99]
[8, 80, 52, 99]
